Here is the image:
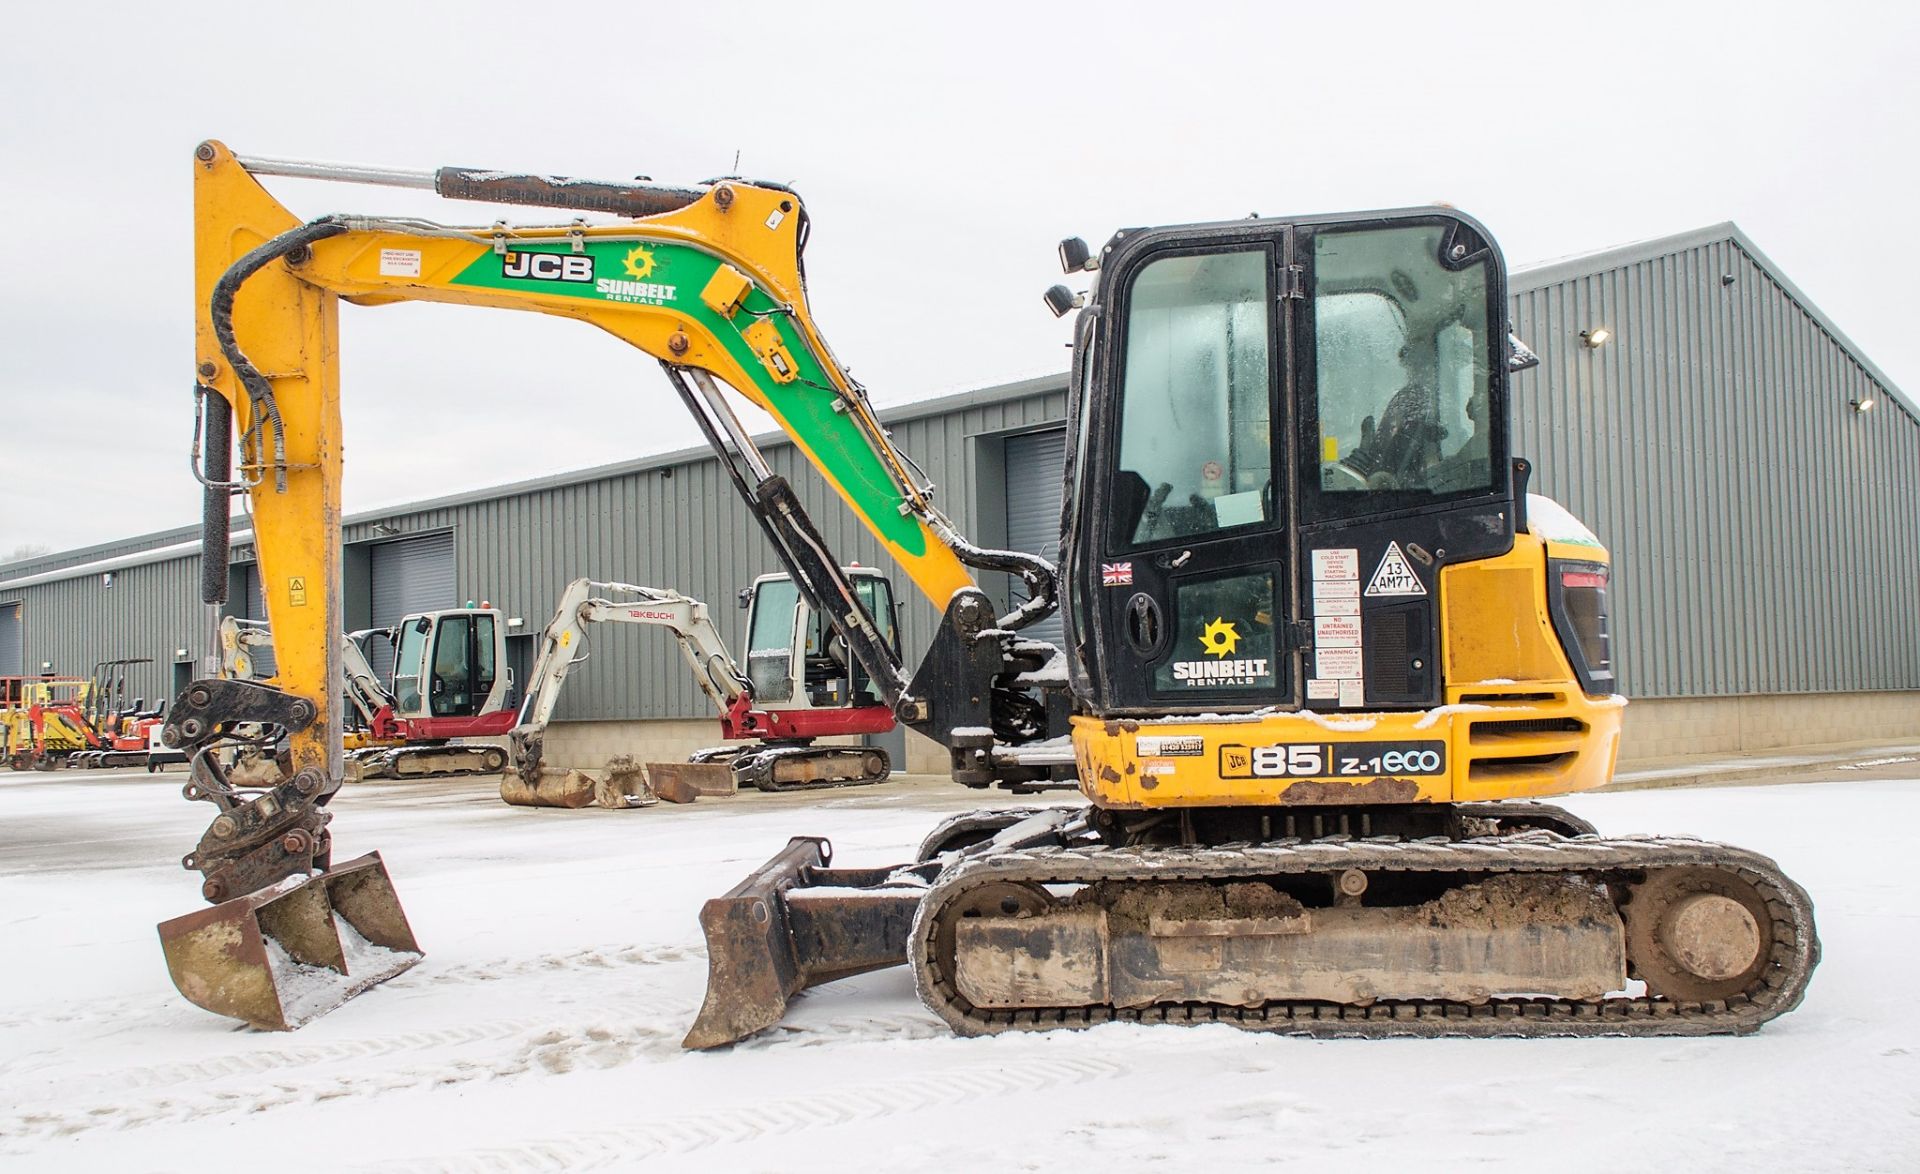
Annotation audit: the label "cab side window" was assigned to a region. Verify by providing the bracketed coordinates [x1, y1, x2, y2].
[1116, 250, 1273, 546]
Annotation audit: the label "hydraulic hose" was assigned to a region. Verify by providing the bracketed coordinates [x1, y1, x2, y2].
[198, 385, 231, 606]
[207, 218, 351, 492]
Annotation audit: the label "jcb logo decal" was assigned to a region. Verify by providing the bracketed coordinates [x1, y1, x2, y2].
[502, 252, 595, 283]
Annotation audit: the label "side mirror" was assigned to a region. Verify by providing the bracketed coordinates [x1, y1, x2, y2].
[1057, 236, 1094, 273]
[1507, 333, 1540, 372]
[737, 587, 754, 609]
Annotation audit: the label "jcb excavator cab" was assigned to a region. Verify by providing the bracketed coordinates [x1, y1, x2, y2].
[742, 568, 898, 711]
[387, 607, 511, 722]
[1066, 210, 1531, 718]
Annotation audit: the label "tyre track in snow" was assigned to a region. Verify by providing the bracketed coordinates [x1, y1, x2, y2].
[0, 1002, 947, 1146]
[0, 941, 703, 1037]
[377, 1055, 1132, 1173]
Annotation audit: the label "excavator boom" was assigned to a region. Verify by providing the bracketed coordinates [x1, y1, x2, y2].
[166, 142, 1053, 1027]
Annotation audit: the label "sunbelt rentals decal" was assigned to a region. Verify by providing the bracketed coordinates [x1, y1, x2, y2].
[1170, 617, 1270, 687]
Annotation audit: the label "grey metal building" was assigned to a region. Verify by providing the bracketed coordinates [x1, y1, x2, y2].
[4, 223, 1916, 766]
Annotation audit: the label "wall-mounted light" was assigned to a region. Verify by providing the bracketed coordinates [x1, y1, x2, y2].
[507, 617, 524, 629]
[174, 647, 190, 659]
[101, 572, 115, 588]
[39, 661, 52, 672]
[370, 522, 401, 537]
[1850, 397, 1876, 414]
[1579, 327, 1612, 349]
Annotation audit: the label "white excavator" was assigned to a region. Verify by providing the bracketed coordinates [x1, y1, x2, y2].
[200, 611, 519, 778]
[501, 569, 900, 807]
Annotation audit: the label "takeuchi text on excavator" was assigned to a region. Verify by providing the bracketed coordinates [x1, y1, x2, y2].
[167, 140, 1817, 1041]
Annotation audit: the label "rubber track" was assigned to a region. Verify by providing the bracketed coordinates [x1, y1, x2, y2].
[910, 834, 1819, 1039]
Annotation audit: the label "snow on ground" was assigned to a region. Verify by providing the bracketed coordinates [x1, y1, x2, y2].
[3, 767, 1917, 1172]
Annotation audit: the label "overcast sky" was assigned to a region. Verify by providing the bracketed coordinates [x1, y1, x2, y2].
[2, 1, 1914, 560]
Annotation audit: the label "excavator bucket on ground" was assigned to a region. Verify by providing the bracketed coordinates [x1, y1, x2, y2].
[157, 852, 421, 1031]
[683, 837, 923, 1049]
[498, 756, 660, 809]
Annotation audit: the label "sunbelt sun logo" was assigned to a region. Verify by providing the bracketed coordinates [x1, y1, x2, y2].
[595, 245, 679, 305]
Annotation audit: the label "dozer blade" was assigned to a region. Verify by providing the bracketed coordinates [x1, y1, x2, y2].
[157, 852, 421, 1031]
[684, 837, 924, 1049]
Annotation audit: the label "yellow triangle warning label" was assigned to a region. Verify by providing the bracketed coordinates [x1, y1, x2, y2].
[1364, 542, 1426, 597]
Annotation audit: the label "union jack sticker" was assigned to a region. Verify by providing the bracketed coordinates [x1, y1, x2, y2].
[1102, 561, 1133, 586]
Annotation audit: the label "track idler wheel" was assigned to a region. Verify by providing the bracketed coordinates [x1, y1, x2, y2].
[1623, 867, 1772, 1002]
[931, 879, 1056, 968]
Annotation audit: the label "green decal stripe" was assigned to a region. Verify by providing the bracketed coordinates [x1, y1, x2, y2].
[452, 243, 926, 557]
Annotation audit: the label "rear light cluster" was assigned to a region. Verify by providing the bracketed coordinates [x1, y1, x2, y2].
[1547, 559, 1615, 695]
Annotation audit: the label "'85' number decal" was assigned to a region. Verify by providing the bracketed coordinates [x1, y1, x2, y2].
[1220, 741, 1446, 780]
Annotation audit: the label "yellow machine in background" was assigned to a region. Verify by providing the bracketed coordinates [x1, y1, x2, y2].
[167, 142, 1816, 1041]
[3, 677, 98, 770]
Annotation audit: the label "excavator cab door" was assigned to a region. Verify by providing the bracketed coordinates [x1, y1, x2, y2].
[390, 610, 504, 720]
[1078, 234, 1297, 713]
[743, 571, 899, 713]
[1070, 211, 1517, 715]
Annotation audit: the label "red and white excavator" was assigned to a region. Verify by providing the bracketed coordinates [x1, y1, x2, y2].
[501, 568, 899, 806]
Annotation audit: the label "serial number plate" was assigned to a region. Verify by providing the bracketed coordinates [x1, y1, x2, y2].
[1219, 740, 1447, 780]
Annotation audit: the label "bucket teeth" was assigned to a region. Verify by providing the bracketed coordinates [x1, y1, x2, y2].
[157, 851, 421, 1030]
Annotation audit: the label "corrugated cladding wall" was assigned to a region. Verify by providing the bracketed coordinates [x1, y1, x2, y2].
[1512, 236, 1920, 697]
[2, 556, 206, 709]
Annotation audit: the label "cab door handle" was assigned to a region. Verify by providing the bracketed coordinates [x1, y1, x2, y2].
[1124, 593, 1163, 655]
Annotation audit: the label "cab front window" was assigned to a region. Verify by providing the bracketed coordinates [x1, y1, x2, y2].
[1313, 224, 1494, 501]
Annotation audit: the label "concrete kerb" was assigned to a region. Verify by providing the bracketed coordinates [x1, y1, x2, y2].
[1601, 739, 1920, 792]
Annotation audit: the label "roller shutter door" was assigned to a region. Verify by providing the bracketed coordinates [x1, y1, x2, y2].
[0, 602, 21, 679]
[1003, 428, 1068, 651]
[368, 533, 457, 678]
[237, 563, 276, 679]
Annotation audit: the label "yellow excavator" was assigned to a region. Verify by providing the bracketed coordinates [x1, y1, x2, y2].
[165, 141, 1816, 1039]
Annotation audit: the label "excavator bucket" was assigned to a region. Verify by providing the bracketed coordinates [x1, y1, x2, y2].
[157, 852, 421, 1031]
[499, 756, 660, 809]
[684, 837, 923, 1049]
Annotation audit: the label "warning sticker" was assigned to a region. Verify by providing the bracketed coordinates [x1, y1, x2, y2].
[1314, 615, 1363, 648]
[1365, 542, 1427, 597]
[1316, 596, 1360, 617]
[379, 248, 423, 278]
[1316, 647, 1363, 680]
[1313, 574, 1360, 616]
[1314, 577, 1360, 601]
[1306, 678, 1339, 700]
[1312, 548, 1359, 581]
[1338, 679, 1366, 708]
[288, 577, 308, 607]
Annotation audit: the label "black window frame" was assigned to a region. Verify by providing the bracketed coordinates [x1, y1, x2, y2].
[1103, 238, 1286, 556]
[1294, 214, 1512, 528]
